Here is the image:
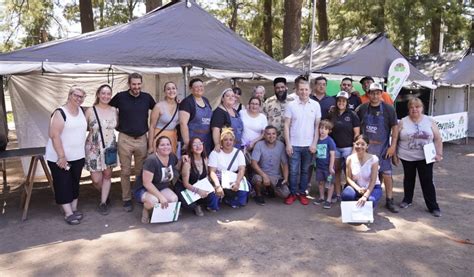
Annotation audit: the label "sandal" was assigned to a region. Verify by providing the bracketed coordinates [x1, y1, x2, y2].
[73, 210, 84, 220]
[141, 208, 150, 224]
[64, 214, 80, 225]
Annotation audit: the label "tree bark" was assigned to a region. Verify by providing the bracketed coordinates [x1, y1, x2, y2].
[228, 0, 239, 31]
[79, 0, 94, 33]
[263, 0, 273, 56]
[430, 10, 441, 54]
[470, 16, 474, 49]
[316, 0, 328, 42]
[146, 0, 162, 13]
[283, 0, 303, 58]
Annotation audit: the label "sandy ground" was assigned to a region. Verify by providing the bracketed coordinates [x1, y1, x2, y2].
[0, 138, 473, 276]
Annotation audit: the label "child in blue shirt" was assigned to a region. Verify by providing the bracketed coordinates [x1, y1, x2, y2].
[313, 120, 336, 209]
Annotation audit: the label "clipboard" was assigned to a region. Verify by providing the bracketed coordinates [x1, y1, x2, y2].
[221, 170, 250, 192]
[150, 201, 181, 223]
[180, 178, 215, 205]
[341, 201, 374, 223]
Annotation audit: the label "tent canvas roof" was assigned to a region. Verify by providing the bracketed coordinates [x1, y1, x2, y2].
[0, 0, 300, 77]
[440, 49, 474, 85]
[408, 51, 464, 80]
[281, 33, 432, 83]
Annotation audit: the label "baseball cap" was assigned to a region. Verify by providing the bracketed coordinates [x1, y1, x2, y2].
[369, 83, 383, 91]
[360, 76, 375, 84]
[336, 91, 350, 99]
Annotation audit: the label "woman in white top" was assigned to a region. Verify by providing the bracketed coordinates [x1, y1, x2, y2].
[341, 134, 383, 208]
[208, 127, 248, 209]
[240, 96, 268, 151]
[394, 97, 443, 217]
[148, 81, 180, 154]
[45, 86, 88, 225]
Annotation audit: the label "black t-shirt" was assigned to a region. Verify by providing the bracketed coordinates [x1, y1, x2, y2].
[135, 153, 179, 191]
[347, 94, 362, 111]
[110, 90, 156, 137]
[179, 95, 211, 121]
[356, 102, 398, 134]
[329, 110, 360, 148]
[210, 107, 232, 129]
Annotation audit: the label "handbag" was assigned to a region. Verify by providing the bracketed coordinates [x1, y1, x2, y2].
[93, 106, 117, 166]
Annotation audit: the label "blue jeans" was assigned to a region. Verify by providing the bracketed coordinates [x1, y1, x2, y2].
[341, 185, 383, 208]
[289, 146, 313, 195]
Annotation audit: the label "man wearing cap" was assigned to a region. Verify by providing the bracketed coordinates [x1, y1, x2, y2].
[310, 76, 336, 119]
[356, 83, 399, 213]
[263, 77, 294, 141]
[359, 76, 394, 105]
[284, 79, 321, 205]
[340, 77, 361, 110]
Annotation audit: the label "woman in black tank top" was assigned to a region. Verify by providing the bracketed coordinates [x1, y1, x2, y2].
[175, 137, 220, 215]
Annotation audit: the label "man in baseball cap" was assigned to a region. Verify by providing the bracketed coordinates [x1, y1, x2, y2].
[359, 77, 394, 105]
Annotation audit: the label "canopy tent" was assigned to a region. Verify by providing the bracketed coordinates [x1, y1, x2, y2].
[0, 0, 300, 78]
[440, 49, 474, 85]
[281, 33, 434, 88]
[409, 50, 464, 81]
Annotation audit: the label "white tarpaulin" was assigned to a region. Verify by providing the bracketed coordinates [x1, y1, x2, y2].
[432, 112, 468, 142]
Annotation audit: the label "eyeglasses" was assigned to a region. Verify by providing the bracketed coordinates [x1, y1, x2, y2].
[192, 142, 203, 147]
[72, 93, 86, 100]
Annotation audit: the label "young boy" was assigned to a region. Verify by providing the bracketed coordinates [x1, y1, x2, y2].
[313, 120, 336, 209]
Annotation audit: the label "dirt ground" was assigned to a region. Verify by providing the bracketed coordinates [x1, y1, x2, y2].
[0, 137, 473, 276]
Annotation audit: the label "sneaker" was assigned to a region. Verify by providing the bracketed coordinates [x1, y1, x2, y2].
[206, 206, 217, 213]
[254, 195, 265, 206]
[323, 201, 332, 209]
[194, 205, 204, 217]
[431, 210, 441, 217]
[385, 198, 399, 213]
[399, 202, 412, 209]
[298, 194, 309, 205]
[313, 198, 325, 205]
[98, 202, 110, 215]
[284, 194, 297, 205]
[332, 195, 341, 203]
[123, 200, 133, 212]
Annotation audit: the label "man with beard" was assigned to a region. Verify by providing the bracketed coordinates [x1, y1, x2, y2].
[110, 73, 156, 212]
[309, 76, 336, 119]
[340, 77, 361, 110]
[359, 76, 394, 105]
[263, 77, 294, 141]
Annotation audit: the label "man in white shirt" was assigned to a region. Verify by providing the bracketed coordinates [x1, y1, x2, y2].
[284, 80, 321, 205]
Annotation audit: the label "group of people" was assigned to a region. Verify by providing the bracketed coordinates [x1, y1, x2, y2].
[45, 73, 443, 225]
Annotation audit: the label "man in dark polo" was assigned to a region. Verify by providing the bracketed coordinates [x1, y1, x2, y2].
[310, 76, 335, 119]
[110, 73, 156, 212]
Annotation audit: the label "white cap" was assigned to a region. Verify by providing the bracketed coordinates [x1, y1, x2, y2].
[369, 83, 383, 91]
[336, 91, 349, 99]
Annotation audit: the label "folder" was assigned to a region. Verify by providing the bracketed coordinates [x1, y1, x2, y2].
[423, 142, 436, 164]
[341, 201, 374, 223]
[180, 178, 215, 205]
[221, 170, 250, 192]
[150, 201, 181, 223]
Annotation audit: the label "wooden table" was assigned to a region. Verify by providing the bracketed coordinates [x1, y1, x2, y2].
[0, 147, 53, 221]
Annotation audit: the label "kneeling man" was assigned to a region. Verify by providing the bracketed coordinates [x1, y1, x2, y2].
[251, 125, 290, 205]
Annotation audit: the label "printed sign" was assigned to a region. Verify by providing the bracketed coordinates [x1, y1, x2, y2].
[387, 58, 410, 101]
[432, 112, 468, 142]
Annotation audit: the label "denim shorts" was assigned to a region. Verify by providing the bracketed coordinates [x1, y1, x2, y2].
[134, 186, 147, 203]
[316, 168, 330, 182]
[335, 147, 352, 159]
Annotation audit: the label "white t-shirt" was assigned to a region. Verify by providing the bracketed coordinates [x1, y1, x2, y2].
[285, 98, 321, 147]
[239, 110, 268, 147]
[208, 148, 246, 172]
[347, 153, 380, 189]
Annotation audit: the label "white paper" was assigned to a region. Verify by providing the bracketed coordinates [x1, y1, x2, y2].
[221, 171, 250, 191]
[341, 201, 374, 223]
[423, 142, 436, 164]
[150, 202, 181, 223]
[180, 178, 215, 205]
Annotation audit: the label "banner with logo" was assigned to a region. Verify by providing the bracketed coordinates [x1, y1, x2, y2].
[432, 112, 468, 142]
[387, 58, 410, 101]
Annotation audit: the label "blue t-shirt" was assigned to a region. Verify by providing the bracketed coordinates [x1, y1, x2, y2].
[315, 136, 336, 169]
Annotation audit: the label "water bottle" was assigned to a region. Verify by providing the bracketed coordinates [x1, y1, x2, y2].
[325, 175, 333, 189]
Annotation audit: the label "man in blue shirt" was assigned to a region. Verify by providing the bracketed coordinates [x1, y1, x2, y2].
[310, 76, 336, 119]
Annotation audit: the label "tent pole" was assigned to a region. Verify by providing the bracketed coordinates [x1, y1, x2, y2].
[466, 85, 470, 144]
[429, 88, 435, 116]
[0, 76, 8, 149]
[182, 66, 189, 98]
[308, 0, 317, 76]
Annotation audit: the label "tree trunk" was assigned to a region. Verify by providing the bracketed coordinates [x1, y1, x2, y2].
[430, 11, 441, 54]
[146, 0, 162, 13]
[228, 0, 239, 31]
[316, 0, 328, 42]
[470, 16, 474, 49]
[283, 0, 303, 58]
[79, 0, 94, 33]
[376, 0, 385, 33]
[263, 0, 273, 56]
